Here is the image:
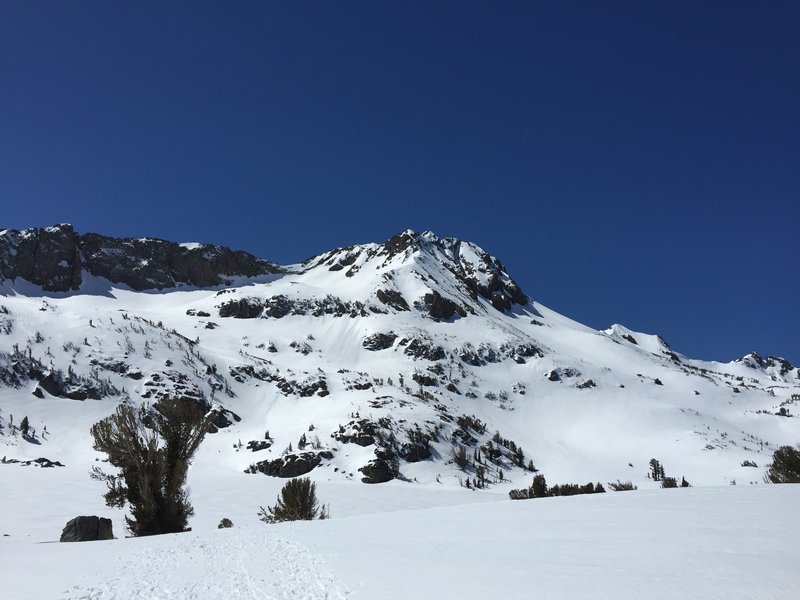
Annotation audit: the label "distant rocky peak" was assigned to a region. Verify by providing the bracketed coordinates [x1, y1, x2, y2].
[736, 352, 795, 376]
[311, 230, 530, 314]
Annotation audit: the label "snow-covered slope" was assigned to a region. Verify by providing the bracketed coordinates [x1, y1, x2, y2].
[1, 227, 798, 539]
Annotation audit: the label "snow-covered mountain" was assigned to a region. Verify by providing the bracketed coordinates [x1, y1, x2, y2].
[1, 225, 799, 518]
[2, 224, 799, 599]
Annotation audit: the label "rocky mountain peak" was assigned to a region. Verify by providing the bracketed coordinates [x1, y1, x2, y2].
[300, 230, 529, 316]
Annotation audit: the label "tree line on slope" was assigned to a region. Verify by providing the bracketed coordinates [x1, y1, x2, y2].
[86, 399, 800, 535]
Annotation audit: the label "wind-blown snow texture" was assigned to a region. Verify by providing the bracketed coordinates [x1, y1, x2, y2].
[0, 227, 798, 598]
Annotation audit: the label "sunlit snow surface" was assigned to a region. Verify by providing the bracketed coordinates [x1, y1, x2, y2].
[0, 486, 798, 599]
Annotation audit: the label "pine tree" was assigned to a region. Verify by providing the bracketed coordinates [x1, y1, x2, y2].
[453, 445, 469, 470]
[531, 473, 548, 497]
[90, 399, 209, 536]
[649, 458, 663, 481]
[20, 416, 29, 437]
[476, 465, 486, 488]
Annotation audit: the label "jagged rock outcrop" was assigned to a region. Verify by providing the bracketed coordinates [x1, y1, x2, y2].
[206, 407, 241, 434]
[0, 224, 279, 292]
[359, 458, 395, 484]
[246, 451, 334, 477]
[362, 332, 397, 351]
[397, 442, 431, 463]
[332, 419, 380, 447]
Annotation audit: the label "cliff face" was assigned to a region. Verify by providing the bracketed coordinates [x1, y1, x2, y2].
[0, 224, 280, 291]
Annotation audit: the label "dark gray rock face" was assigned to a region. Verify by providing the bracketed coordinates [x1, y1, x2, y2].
[218, 298, 265, 319]
[375, 289, 410, 311]
[420, 291, 467, 320]
[359, 458, 395, 484]
[60, 516, 114, 542]
[0, 224, 82, 291]
[0, 224, 279, 292]
[397, 442, 431, 463]
[206, 407, 242, 434]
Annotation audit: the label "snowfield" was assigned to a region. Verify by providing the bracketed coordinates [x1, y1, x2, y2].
[1, 486, 798, 600]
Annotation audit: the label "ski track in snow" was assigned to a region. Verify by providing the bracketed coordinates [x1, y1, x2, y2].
[63, 532, 349, 600]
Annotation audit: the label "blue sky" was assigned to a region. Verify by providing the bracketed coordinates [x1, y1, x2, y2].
[1, 2, 798, 363]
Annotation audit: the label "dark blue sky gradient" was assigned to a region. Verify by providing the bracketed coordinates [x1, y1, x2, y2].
[1, 2, 798, 363]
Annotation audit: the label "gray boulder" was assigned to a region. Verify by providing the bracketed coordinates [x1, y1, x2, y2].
[60, 516, 114, 542]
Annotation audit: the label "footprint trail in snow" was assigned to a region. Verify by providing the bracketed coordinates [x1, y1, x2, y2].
[63, 530, 349, 600]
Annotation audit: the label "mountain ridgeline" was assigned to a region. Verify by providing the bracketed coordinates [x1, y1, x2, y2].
[0, 224, 798, 493]
[0, 224, 279, 291]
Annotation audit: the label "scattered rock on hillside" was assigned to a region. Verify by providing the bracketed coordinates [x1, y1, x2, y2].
[362, 332, 398, 351]
[419, 291, 467, 320]
[246, 451, 334, 478]
[359, 458, 395, 484]
[206, 407, 241, 434]
[375, 289, 410, 311]
[332, 419, 380, 447]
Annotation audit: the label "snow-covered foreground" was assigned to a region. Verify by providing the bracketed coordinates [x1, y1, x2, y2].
[2, 485, 798, 600]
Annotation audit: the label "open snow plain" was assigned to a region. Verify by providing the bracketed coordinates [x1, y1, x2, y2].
[1, 484, 798, 600]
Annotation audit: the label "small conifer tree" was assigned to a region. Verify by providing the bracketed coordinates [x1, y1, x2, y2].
[531, 473, 548, 497]
[453, 445, 469, 470]
[20, 416, 30, 437]
[258, 477, 327, 523]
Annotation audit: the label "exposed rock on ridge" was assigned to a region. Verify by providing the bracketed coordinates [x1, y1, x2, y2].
[0, 224, 280, 292]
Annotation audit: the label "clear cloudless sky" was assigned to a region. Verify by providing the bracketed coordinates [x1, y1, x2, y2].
[1, 1, 798, 364]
